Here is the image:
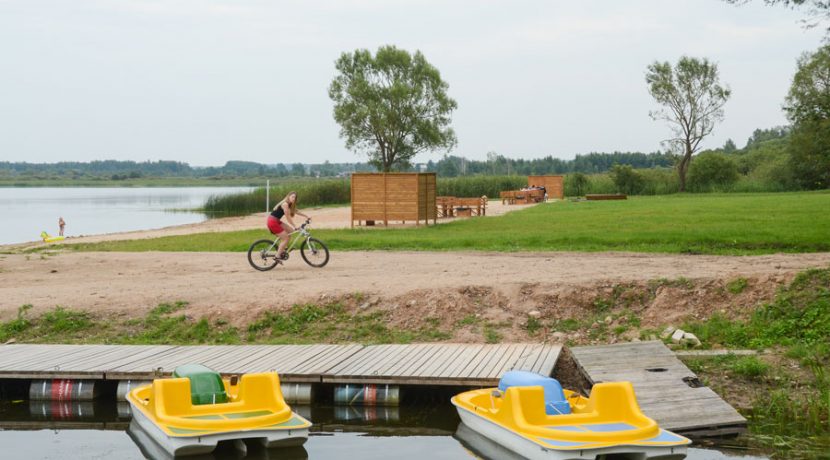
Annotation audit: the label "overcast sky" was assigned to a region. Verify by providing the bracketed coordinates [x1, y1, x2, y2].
[0, 0, 824, 166]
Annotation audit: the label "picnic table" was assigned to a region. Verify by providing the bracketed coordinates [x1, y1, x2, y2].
[437, 196, 487, 218]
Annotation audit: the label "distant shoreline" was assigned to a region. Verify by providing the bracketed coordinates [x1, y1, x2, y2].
[0, 179, 268, 188]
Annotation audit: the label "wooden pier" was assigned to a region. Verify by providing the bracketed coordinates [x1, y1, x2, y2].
[570, 341, 747, 436]
[0, 343, 560, 387]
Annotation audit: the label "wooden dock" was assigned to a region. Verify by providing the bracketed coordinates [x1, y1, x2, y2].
[570, 341, 746, 436]
[0, 343, 560, 387]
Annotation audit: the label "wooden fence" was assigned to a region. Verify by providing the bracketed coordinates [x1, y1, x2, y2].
[351, 173, 437, 227]
[528, 175, 564, 199]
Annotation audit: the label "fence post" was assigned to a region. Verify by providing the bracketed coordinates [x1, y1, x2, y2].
[266, 179, 270, 212]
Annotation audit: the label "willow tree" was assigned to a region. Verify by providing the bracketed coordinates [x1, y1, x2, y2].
[329, 45, 457, 172]
[646, 57, 731, 192]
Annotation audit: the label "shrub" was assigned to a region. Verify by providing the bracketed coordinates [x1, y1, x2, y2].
[566, 173, 589, 196]
[687, 152, 739, 192]
[609, 164, 646, 195]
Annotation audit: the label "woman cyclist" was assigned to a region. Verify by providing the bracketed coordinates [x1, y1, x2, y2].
[267, 191, 310, 259]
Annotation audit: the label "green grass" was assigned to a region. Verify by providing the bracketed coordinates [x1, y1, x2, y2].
[0, 301, 453, 345]
[65, 192, 830, 255]
[681, 268, 830, 456]
[727, 277, 749, 294]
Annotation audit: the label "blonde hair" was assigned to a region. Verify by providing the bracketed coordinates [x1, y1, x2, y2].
[275, 192, 297, 217]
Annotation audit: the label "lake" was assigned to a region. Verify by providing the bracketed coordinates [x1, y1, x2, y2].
[0, 187, 253, 245]
[0, 400, 772, 460]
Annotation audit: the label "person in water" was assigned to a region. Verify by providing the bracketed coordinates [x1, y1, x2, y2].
[267, 192, 309, 259]
[58, 217, 65, 237]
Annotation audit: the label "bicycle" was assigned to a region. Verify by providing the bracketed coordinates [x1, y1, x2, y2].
[247, 220, 329, 271]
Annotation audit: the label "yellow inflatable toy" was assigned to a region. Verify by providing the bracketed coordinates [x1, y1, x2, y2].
[40, 231, 65, 243]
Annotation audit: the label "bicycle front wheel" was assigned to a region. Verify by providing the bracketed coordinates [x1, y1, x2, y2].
[300, 237, 329, 268]
[247, 239, 280, 271]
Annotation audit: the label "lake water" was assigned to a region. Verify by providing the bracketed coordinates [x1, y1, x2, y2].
[0, 400, 773, 460]
[0, 187, 253, 245]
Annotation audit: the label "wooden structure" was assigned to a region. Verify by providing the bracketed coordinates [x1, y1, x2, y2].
[436, 196, 487, 218]
[570, 341, 746, 436]
[0, 343, 559, 387]
[586, 193, 627, 201]
[351, 173, 436, 227]
[528, 175, 564, 200]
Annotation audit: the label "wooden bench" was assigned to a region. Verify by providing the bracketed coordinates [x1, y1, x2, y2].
[586, 194, 628, 201]
[437, 196, 487, 217]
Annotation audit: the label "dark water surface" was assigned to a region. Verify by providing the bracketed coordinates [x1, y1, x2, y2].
[0, 401, 772, 460]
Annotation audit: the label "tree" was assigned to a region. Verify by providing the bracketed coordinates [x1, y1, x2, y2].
[568, 172, 589, 196]
[609, 164, 646, 195]
[646, 57, 731, 192]
[723, 138, 737, 153]
[724, 1, 830, 33]
[784, 45, 830, 188]
[328, 45, 457, 172]
[688, 152, 740, 191]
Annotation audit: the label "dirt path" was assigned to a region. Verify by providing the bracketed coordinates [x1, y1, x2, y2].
[2, 251, 829, 324]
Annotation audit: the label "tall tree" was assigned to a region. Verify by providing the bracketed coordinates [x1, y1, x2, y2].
[784, 45, 830, 188]
[646, 57, 731, 192]
[329, 45, 457, 172]
[724, 1, 830, 33]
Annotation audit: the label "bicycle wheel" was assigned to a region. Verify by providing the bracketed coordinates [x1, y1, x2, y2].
[247, 239, 280, 271]
[300, 237, 329, 268]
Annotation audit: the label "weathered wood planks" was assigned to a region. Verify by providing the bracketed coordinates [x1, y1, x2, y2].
[0, 343, 558, 387]
[322, 343, 561, 386]
[570, 341, 746, 435]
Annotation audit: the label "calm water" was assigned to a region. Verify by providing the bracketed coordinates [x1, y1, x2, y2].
[0, 401, 773, 460]
[0, 187, 252, 245]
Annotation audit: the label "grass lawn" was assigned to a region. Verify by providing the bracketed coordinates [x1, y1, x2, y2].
[65, 191, 830, 255]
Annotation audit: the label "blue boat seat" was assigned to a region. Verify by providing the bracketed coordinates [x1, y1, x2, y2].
[498, 370, 571, 415]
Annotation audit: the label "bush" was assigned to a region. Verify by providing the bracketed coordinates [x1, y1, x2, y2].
[609, 164, 646, 195]
[687, 152, 739, 192]
[204, 179, 351, 216]
[788, 120, 830, 190]
[566, 173, 589, 196]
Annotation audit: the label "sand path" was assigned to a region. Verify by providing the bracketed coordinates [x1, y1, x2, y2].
[2, 250, 828, 322]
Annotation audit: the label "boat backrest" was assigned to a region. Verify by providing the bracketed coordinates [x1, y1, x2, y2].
[173, 363, 228, 405]
[498, 370, 571, 415]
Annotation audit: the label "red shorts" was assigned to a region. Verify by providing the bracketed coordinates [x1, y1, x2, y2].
[267, 215, 284, 234]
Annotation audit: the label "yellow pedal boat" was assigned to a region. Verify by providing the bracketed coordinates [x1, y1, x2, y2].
[125, 364, 311, 457]
[451, 371, 690, 460]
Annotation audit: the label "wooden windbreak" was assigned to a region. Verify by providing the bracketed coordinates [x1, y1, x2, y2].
[351, 173, 437, 227]
[528, 175, 565, 199]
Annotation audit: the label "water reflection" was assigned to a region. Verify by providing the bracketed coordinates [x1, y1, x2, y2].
[127, 420, 310, 460]
[0, 400, 777, 459]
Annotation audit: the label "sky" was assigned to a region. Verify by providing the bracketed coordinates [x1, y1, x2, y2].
[0, 0, 825, 166]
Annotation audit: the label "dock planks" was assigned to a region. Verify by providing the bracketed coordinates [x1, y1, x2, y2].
[0, 343, 559, 386]
[570, 341, 746, 436]
[323, 343, 561, 386]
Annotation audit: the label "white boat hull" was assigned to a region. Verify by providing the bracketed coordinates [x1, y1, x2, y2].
[128, 399, 308, 457]
[455, 405, 687, 460]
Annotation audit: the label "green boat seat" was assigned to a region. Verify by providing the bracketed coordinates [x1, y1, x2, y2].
[173, 363, 228, 405]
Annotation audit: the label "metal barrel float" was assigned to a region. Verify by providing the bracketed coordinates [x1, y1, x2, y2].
[116, 380, 151, 401]
[281, 383, 314, 404]
[29, 379, 99, 401]
[333, 384, 399, 406]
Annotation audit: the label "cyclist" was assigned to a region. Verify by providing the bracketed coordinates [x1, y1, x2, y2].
[267, 191, 310, 259]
